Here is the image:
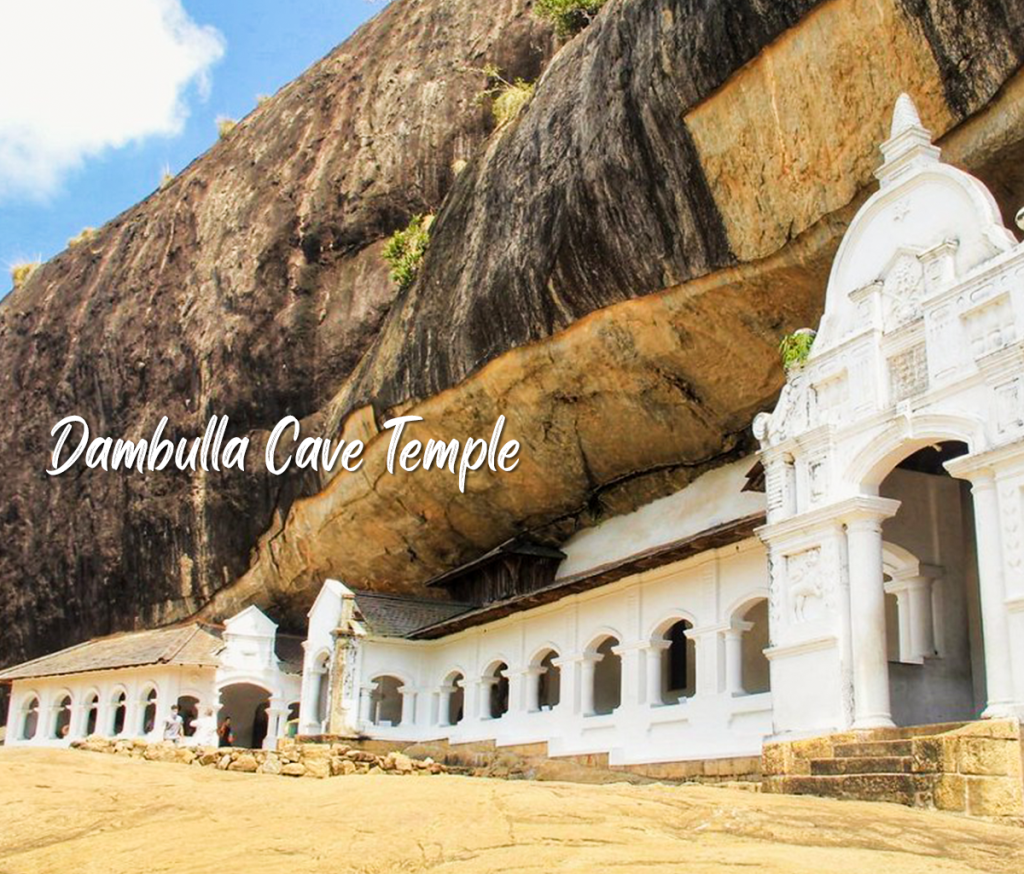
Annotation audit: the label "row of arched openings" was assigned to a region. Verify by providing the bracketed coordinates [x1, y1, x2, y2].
[17, 688, 201, 742]
[367, 600, 769, 726]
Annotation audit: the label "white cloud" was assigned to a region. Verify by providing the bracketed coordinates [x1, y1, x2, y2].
[0, 0, 224, 202]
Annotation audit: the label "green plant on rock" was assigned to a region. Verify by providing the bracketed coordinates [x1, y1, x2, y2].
[10, 261, 40, 290]
[382, 214, 434, 290]
[217, 116, 237, 138]
[779, 329, 816, 370]
[476, 63, 534, 128]
[67, 227, 96, 247]
[533, 0, 605, 39]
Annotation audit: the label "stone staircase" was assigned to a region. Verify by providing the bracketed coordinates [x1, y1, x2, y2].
[762, 719, 1024, 822]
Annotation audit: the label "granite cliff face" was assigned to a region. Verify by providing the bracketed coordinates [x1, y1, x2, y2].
[1, 0, 1023, 663]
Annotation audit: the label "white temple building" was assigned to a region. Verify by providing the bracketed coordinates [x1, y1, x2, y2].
[4, 96, 1024, 769]
[1, 606, 302, 749]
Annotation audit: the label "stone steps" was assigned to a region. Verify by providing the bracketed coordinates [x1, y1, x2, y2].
[811, 755, 914, 775]
[762, 718, 1024, 822]
[832, 739, 914, 758]
[779, 773, 929, 807]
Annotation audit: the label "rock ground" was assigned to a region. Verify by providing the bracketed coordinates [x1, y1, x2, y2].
[1, 748, 1021, 874]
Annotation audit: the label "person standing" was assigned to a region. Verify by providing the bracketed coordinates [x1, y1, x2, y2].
[163, 704, 184, 745]
[192, 706, 218, 747]
[217, 716, 235, 748]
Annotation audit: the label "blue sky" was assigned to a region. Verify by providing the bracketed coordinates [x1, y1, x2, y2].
[0, 1, 381, 300]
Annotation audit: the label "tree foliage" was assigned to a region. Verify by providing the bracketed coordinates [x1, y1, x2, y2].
[533, 0, 605, 38]
[382, 214, 434, 290]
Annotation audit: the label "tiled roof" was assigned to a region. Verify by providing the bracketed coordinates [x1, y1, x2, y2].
[0, 625, 225, 682]
[351, 590, 472, 638]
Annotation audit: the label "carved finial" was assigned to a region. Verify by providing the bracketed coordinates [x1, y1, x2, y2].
[1016, 206, 1024, 232]
[891, 93, 923, 137]
[877, 93, 939, 188]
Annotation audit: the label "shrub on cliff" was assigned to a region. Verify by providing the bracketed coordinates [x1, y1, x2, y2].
[383, 214, 434, 290]
[10, 261, 39, 290]
[534, 0, 604, 38]
[471, 64, 535, 128]
[217, 116, 237, 138]
[68, 227, 97, 247]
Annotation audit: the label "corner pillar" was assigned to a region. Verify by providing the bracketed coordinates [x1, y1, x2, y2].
[843, 502, 900, 728]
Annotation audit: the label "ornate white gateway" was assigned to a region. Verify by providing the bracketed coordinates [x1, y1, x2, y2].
[755, 95, 1024, 734]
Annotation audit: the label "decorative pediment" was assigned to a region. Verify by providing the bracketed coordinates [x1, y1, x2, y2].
[815, 94, 1016, 354]
[224, 604, 278, 638]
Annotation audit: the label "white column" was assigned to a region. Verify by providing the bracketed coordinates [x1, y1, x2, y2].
[968, 475, 1016, 717]
[477, 678, 497, 720]
[642, 641, 669, 705]
[505, 668, 524, 716]
[846, 512, 895, 728]
[905, 578, 935, 659]
[358, 684, 374, 726]
[398, 687, 417, 728]
[266, 696, 288, 748]
[523, 668, 543, 713]
[724, 620, 752, 695]
[438, 686, 453, 727]
[69, 701, 87, 739]
[552, 656, 574, 714]
[580, 656, 598, 716]
[612, 644, 643, 710]
[47, 700, 64, 740]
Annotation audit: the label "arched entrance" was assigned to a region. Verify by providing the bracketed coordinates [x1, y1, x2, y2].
[738, 599, 770, 695]
[441, 671, 464, 726]
[535, 650, 560, 709]
[589, 636, 621, 715]
[485, 662, 509, 719]
[52, 694, 72, 739]
[176, 695, 199, 737]
[370, 675, 404, 726]
[20, 695, 39, 741]
[218, 684, 271, 749]
[84, 693, 99, 735]
[879, 442, 984, 725]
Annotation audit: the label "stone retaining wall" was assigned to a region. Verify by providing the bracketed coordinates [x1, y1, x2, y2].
[763, 719, 1024, 824]
[69, 736, 448, 778]
[301, 735, 761, 785]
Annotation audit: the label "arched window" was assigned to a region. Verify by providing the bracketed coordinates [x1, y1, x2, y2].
[286, 701, 300, 737]
[53, 694, 73, 739]
[738, 599, 770, 694]
[537, 650, 560, 709]
[370, 675, 404, 726]
[177, 695, 199, 736]
[442, 671, 464, 726]
[644, 617, 697, 706]
[485, 662, 509, 719]
[111, 691, 127, 735]
[20, 695, 39, 740]
[590, 636, 621, 715]
[140, 688, 158, 734]
[85, 693, 99, 735]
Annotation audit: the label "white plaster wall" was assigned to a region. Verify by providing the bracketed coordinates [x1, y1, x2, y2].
[556, 458, 764, 579]
[3, 664, 216, 748]
[353, 539, 773, 765]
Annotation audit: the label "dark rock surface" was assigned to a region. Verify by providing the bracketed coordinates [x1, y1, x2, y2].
[1, 0, 1023, 665]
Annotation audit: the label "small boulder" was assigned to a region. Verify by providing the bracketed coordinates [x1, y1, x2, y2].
[392, 753, 415, 774]
[229, 754, 259, 773]
[281, 762, 307, 777]
[304, 758, 331, 779]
